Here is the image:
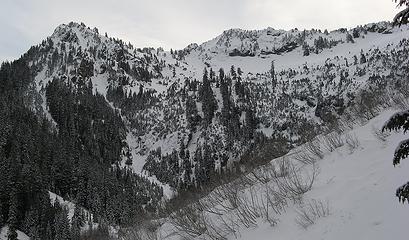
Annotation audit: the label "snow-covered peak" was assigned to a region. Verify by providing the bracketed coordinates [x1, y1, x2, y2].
[51, 22, 103, 49]
[196, 27, 289, 57]
[190, 22, 394, 60]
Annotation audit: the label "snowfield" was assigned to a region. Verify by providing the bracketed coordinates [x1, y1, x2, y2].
[157, 108, 409, 240]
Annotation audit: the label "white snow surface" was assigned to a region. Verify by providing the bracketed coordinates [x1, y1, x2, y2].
[234, 110, 409, 240]
[159, 108, 409, 239]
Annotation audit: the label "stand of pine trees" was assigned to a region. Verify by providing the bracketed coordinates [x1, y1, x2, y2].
[143, 67, 268, 192]
[0, 56, 163, 239]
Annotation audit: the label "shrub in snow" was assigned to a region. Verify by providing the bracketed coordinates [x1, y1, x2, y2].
[304, 141, 324, 160]
[372, 125, 390, 142]
[322, 132, 344, 152]
[295, 199, 330, 229]
[345, 133, 360, 153]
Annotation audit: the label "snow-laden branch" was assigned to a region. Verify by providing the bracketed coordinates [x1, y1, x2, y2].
[393, 6, 409, 26]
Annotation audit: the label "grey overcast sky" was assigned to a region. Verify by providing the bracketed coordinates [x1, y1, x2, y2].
[0, 0, 400, 62]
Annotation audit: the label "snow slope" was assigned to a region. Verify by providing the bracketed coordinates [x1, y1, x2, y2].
[183, 22, 396, 76]
[234, 109, 409, 240]
[158, 108, 409, 240]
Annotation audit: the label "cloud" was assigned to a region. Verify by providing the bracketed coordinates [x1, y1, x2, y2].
[0, 0, 399, 62]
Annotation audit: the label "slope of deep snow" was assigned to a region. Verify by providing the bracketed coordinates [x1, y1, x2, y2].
[157, 108, 409, 240]
[232, 109, 409, 240]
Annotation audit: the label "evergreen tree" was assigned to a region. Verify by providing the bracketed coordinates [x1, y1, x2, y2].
[0, 150, 9, 228]
[199, 68, 217, 125]
[186, 96, 200, 131]
[54, 205, 71, 240]
[383, 0, 409, 204]
[7, 188, 19, 240]
[359, 50, 367, 64]
[302, 42, 310, 56]
[346, 32, 354, 43]
[270, 61, 277, 89]
[194, 146, 205, 186]
[22, 209, 39, 239]
[209, 68, 215, 81]
[244, 108, 257, 140]
[237, 67, 243, 78]
[7, 226, 18, 240]
[393, 0, 409, 26]
[383, 110, 409, 203]
[352, 28, 360, 38]
[219, 68, 225, 82]
[202, 144, 214, 182]
[71, 206, 85, 240]
[230, 65, 237, 79]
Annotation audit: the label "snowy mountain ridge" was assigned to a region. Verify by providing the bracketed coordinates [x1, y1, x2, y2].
[191, 21, 390, 60]
[3, 20, 409, 239]
[23, 20, 409, 192]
